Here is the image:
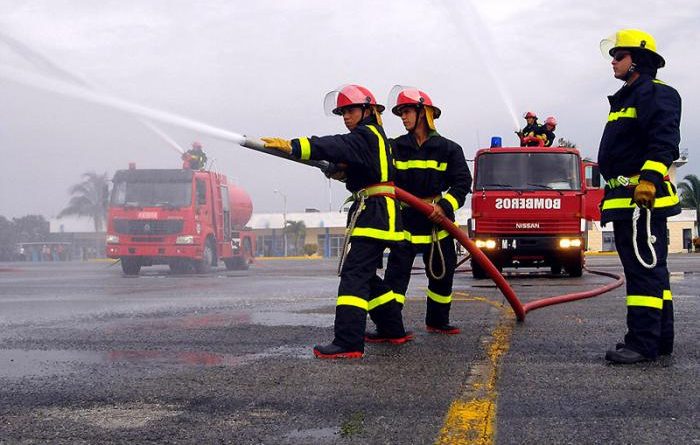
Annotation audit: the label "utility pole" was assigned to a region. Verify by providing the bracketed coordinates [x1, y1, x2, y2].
[274, 189, 288, 256]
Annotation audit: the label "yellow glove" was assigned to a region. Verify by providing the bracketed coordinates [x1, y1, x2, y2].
[261, 137, 292, 154]
[633, 180, 656, 209]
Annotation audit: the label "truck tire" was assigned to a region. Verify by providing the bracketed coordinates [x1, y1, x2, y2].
[195, 239, 215, 274]
[121, 258, 141, 276]
[565, 261, 583, 277]
[224, 257, 249, 271]
[471, 259, 487, 280]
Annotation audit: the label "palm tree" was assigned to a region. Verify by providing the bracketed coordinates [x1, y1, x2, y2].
[678, 173, 700, 235]
[284, 220, 306, 256]
[59, 172, 110, 232]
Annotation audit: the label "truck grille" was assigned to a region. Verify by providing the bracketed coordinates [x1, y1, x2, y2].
[478, 220, 580, 233]
[113, 219, 183, 235]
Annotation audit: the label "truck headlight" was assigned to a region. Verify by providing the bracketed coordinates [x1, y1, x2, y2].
[475, 239, 496, 249]
[559, 238, 582, 248]
[176, 235, 195, 245]
[106, 234, 120, 244]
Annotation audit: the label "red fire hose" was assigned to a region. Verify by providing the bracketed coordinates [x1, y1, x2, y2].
[240, 139, 623, 322]
[394, 187, 623, 321]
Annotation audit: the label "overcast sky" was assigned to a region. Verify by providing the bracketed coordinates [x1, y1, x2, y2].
[1, 0, 698, 219]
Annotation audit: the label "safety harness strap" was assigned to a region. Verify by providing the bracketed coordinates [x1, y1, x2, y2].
[606, 174, 670, 188]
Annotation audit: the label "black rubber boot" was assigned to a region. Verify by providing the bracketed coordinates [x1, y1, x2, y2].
[426, 324, 460, 335]
[365, 331, 415, 344]
[605, 347, 653, 364]
[312, 343, 363, 359]
[616, 342, 672, 356]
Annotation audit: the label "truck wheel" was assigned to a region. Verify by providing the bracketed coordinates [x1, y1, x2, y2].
[550, 264, 562, 275]
[565, 261, 583, 277]
[224, 257, 249, 271]
[121, 258, 141, 276]
[195, 239, 215, 274]
[471, 259, 487, 280]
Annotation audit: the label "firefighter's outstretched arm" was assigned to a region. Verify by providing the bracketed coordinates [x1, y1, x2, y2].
[261, 137, 292, 154]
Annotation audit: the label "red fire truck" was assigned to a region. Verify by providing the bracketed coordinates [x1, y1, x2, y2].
[469, 143, 603, 278]
[106, 166, 255, 275]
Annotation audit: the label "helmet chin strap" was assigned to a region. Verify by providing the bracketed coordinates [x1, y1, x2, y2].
[408, 106, 424, 133]
[621, 62, 637, 82]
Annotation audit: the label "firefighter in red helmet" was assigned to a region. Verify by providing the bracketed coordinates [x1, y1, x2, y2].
[533, 116, 557, 147]
[182, 141, 207, 170]
[371, 86, 471, 339]
[261, 84, 410, 359]
[517, 111, 539, 146]
[597, 29, 681, 364]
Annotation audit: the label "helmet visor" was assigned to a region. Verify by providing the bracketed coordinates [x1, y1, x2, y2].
[388, 84, 419, 115]
[323, 85, 348, 116]
[600, 33, 617, 58]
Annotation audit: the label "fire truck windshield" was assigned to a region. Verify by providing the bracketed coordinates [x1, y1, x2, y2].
[111, 180, 193, 208]
[475, 152, 580, 191]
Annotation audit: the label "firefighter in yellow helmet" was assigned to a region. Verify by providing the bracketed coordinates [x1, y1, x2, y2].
[597, 29, 681, 364]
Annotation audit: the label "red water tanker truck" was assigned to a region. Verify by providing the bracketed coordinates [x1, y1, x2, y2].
[106, 166, 255, 275]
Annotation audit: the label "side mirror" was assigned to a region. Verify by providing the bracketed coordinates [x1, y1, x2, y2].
[584, 164, 601, 188]
[590, 165, 600, 188]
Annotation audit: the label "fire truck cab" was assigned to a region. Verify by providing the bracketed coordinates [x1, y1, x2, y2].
[469, 144, 603, 278]
[106, 167, 255, 275]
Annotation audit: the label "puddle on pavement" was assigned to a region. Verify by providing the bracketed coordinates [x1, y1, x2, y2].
[0, 349, 103, 378]
[0, 345, 311, 378]
[285, 427, 340, 441]
[251, 311, 334, 327]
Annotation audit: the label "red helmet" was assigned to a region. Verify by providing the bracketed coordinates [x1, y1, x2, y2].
[524, 111, 537, 119]
[389, 85, 441, 118]
[192, 141, 202, 149]
[544, 116, 557, 127]
[323, 84, 385, 116]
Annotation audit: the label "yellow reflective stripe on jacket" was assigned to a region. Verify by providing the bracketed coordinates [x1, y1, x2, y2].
[602, 195, 679, 210]
[299, 137, 311, 160]
[608, 107, 637, 122]
[627, 295, 663, 310]
[427, 289, 452, 304]
[366, 125, 388, 182]
[368, 291, 396, 311]
[337, 295, 368, 310]
[394, 293, 406, 305]
[444, 193, 459, 211]
[641, 160, 668, 176]
[351, 196, 404, 241]
[663, 290, 672, 301]
[404, 229, 451, 244]
[394, 160, 448, 171]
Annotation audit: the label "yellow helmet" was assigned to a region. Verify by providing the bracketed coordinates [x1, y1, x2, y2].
[600, 29, 665, 68]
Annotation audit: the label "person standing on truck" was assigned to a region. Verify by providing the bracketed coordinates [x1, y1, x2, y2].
[517, 111, 539, 146]
[597, 29, 681, 364]
[533, 116, 557, 147]
[182, 141, 208, 170]
[261, 84, 410, 359]
[375, 86, 471, 337]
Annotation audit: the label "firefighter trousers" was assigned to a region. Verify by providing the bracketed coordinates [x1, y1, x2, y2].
[613, 216, 674, 359]
[333, 237, 406, 352]
[384, 237, 457, 327]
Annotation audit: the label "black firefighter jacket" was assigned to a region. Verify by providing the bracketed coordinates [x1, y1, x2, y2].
[597, 74, 682, 223]
[290, 117, 404, 242]
[391, 132, 472, 244]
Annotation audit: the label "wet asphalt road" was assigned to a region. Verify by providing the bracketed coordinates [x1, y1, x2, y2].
[0, 255, 698, 444]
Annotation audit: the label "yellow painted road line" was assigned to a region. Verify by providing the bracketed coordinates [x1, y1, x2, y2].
[436, 292, 514, 445]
